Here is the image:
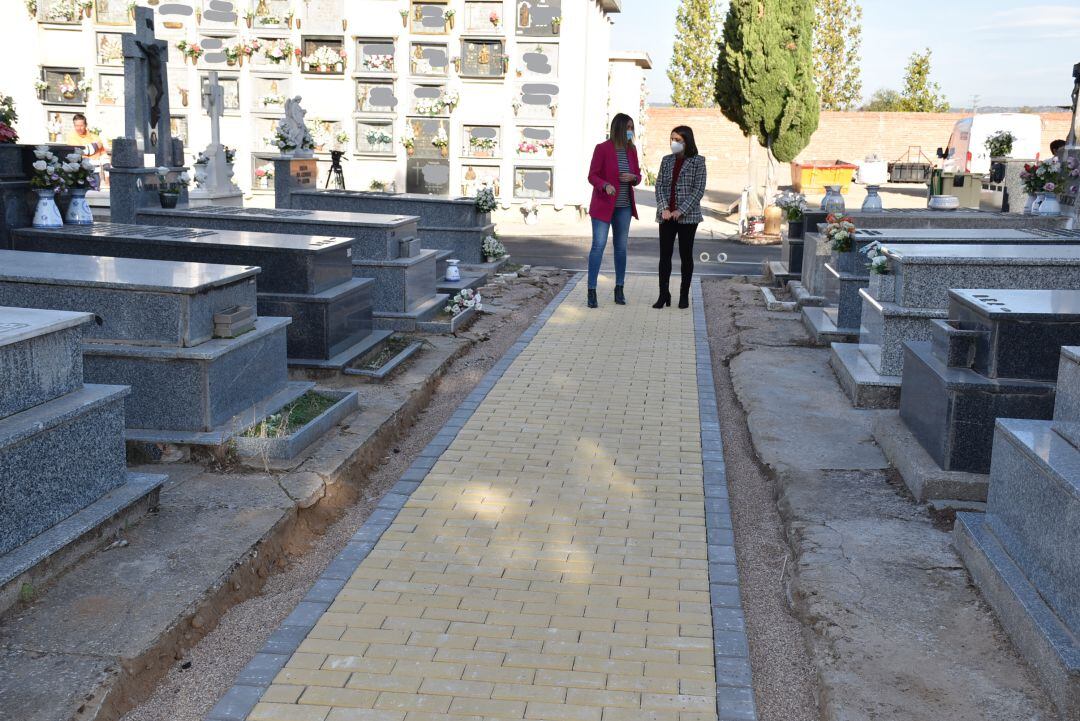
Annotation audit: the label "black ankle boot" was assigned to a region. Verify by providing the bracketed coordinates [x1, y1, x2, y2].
[587, 289, 598, 308]
[652, 292, 671, 309]
[614, 285, 626, 305]
[678, 284, 690, 309]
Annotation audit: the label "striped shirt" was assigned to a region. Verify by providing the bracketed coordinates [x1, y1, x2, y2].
[615, 148, 632, 207]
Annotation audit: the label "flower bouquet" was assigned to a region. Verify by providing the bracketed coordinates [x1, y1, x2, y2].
[263, 39, 295, 65]
[415, 97, 445, 116]
[482, 234, 507, 261]
[469, 136, 497, 157]
[400, 125, 416, 156]
[445, 288, 482, 316]
[364, 129, 393, 151]
[58, 76, 78, 99]
[538, 139, 554, 157]
[442, 89, 460, 112]
[823, 213, 855, 252]
[475, 186, 498, 213]
[773, 190, 807, 222]
[33, 80, 49, 97]
[517, 140, 539, 155]
[261, 93, 286, 108]
[859, 240, 890, 275]
[177, 40, 204, 63]
[489, 10, 500, 27]
[433, 127, 449, 157]
[155, 166, 190, 207]
[30, 146, 64, 191]
[254, 163, 274, 189]
[303, 45, 347, 73]
[985, 130, 1015, 159]
[362, 53, 394, 72]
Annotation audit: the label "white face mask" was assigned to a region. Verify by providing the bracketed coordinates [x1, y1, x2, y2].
[671, 141, 685, 155]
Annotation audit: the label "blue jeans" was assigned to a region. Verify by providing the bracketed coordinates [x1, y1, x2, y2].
[588, 205, 632, 290]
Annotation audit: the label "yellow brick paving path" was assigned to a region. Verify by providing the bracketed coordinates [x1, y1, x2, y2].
[247, 276, 720, 721]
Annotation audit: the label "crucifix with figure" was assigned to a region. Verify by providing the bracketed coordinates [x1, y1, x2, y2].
[188, 71, 243, 204]
[123, 7, 174, 166]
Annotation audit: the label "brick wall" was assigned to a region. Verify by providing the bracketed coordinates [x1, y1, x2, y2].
[642, 108, 1073, 188]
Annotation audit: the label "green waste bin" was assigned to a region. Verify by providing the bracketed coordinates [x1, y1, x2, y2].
[928, 170, 983, 208]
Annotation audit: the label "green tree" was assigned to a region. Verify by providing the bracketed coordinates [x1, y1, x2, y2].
[862, 88, 902, 111]
[716, 0, 819, 162]
[813, 0, 863, 110]
[668, 0, 724, 107]
[898, 48, 950, 112]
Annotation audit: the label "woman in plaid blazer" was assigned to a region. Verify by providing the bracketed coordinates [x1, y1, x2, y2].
[653, 126, 707, 309]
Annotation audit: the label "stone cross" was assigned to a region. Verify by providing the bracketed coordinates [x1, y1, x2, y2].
[122, 7, 174, 166]
[197, 71, 237, 193]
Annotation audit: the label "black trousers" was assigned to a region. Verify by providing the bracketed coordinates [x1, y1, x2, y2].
[658, 220, 699, 294]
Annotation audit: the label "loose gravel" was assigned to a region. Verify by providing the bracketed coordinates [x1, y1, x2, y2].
[701, 277, 820, 721]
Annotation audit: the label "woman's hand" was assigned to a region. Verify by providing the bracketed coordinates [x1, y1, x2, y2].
[661, 209, 673, 221]
[672, 209, 683, 220]
[619, 172, 637, 183]
[604, 183, 616, 196]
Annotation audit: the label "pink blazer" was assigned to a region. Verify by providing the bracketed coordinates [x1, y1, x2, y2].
[588, 139, 641, 222]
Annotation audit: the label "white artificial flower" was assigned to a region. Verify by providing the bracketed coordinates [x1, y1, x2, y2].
[81, 159, 94, 171]
[66, 152, 82, 163]
[179, 171, 191, 183]
[32, 160, 47, 171]
[157, 166, 170, 175]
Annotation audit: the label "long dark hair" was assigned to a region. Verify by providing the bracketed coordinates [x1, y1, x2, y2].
[609, 113, 634, 149]
[671, 126, 699, 157]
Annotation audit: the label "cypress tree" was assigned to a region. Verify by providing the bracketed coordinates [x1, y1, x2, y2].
[813, 0, 864, 111]
[716, 0, 819, 163]
[668, 0, 724, 107]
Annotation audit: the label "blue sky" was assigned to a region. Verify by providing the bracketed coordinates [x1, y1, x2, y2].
[611, 1, 1080, 108]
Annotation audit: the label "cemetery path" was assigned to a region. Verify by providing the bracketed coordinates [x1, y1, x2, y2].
[207, 275, 754, 721]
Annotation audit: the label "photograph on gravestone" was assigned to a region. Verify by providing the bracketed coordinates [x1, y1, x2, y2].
[516, 0, 562, 36]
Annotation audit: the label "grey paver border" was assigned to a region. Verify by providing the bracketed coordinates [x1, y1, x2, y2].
[691, 277, 759, 721]
[205, 273, 584, 721]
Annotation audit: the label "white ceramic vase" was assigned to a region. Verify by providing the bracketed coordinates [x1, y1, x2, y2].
[64, 188, 93, 226]
[33, 189, 63, 229]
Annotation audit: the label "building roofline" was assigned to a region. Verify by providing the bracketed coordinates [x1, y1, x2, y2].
[609, 51, 652, 69]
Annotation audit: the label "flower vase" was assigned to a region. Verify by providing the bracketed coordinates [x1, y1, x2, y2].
[1036, 193, 1061, 216]
[65, 188, 93, 226]
[822, 185, 845, 214]
[32, 190, 63, 229]
[445, 259, 461, 282]
[407, 146, 415, 157]
[861, 185, 883, 212]
[440, 147, 448, 158]
[1024, 193, 1037, 215]
[1031, 193, 1046, 214]
[158, 191, 180, 209]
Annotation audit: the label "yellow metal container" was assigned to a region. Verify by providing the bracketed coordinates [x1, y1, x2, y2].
[790, 162, 858, 194]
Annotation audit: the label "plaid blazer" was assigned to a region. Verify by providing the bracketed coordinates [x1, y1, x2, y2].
[654, 154, 707, 224]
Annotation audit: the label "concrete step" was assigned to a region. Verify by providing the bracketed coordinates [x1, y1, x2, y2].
[437, 272, 486, 295]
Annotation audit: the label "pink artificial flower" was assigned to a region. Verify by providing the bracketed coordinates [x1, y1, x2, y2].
[1045, 182, 1056, 192]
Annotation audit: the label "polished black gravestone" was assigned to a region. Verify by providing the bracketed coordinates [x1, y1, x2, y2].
[11, 223, 382, 368]
[899, 289, 1080, 474]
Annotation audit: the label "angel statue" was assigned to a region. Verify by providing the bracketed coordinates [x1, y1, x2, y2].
[275, 96, 315, 157]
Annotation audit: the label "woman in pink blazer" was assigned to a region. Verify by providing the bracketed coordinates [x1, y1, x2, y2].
[586, 113, 641, 308]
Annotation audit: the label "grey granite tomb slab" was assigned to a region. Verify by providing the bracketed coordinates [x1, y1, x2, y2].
[876, 243, 1080, 309]
[802, 227, 1080, 299]
[1054, 347, 1080, 449]
[955, 413, 1080, 717]
[0, 306, 91, 420]
[11, 223, 353, 295]
[0, 250, 259, 347]
[10, 224, 381, 364]
[0, 381, 130, 556]
[137, 205, 420, 261]
[802, 208, 1067, 231]
[284, 189, 495, 265]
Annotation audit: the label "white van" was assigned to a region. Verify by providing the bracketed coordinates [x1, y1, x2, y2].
[939, 113, 1042, 175]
